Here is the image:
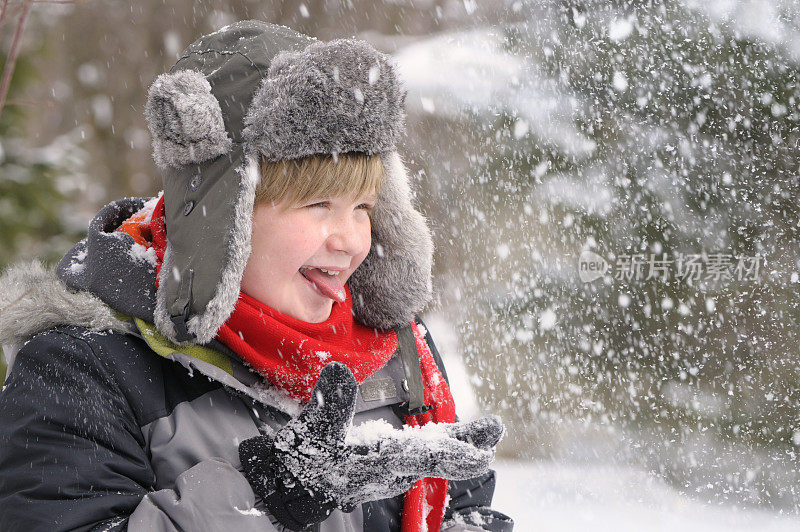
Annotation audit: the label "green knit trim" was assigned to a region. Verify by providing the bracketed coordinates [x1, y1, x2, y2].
[132, 316, 234, 376]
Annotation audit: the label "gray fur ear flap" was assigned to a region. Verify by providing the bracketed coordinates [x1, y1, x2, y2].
[145, 69, 233, 169]
[348, 151, 434, 330]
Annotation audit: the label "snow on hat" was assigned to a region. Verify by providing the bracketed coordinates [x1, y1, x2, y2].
[143, 20, 433, 344]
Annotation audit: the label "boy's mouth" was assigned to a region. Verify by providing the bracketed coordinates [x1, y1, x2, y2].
[299, 266, 347, 303]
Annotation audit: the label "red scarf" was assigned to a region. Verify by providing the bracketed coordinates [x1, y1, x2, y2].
[217, 287, 398, 401]
[120, 195, 455, 531]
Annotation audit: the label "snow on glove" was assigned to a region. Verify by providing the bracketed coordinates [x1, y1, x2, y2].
[239, 362, 504, 531]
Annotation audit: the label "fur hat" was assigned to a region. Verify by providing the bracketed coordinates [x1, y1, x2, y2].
[142, 20, 433, 344]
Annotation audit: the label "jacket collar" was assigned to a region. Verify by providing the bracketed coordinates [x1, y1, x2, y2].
[57, 197, 159, 323]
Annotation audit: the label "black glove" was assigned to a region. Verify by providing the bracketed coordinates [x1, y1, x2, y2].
[239, 362, 505, 531]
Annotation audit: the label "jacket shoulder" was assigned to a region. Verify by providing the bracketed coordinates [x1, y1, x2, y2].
[0, 260, 130, 350]
[10, 325, 220, 427]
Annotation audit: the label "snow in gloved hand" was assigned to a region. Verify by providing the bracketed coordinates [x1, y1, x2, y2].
[240, 362, 505, 513]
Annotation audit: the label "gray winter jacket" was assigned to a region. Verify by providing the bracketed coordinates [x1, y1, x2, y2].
[0, 198, 513, 531]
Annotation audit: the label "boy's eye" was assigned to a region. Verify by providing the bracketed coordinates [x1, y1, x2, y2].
[307, 201, 329, 208]
[357, 203, 374, 211]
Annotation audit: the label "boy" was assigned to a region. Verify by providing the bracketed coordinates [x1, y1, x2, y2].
[0, 20, 513, 531]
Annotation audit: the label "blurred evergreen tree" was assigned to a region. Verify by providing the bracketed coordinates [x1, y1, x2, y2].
[413, 0, 800, 509]
[1, 24, 86, 384]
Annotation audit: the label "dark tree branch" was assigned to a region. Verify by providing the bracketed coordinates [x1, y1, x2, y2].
[0, 0, 32, 118]
[4, 97, 57, 107]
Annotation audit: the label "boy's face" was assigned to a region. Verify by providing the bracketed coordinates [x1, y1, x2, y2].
[240, 192, 376, 322]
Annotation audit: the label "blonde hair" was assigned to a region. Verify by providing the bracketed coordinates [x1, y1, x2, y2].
[256, 153, 384, 207]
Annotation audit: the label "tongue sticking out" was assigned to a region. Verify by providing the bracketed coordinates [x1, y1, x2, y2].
[300, 268, 347, 303]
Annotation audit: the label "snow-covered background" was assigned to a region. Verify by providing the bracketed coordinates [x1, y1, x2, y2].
[430, 314, 800, 529]
[399, 0, 800, 520]
[492, 459, 800, 531]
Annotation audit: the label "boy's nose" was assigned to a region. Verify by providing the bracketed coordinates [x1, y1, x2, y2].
[325, 215, 367, 256]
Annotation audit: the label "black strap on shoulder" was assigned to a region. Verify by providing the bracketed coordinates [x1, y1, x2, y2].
[394, 323, 433, 417]
[170, 268, 196, 342]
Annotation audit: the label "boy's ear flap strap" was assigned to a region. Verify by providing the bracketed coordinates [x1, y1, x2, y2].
[396, 324, 428, 416]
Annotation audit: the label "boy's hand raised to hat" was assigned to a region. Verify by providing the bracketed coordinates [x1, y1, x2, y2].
[239, 362, 505, 531]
